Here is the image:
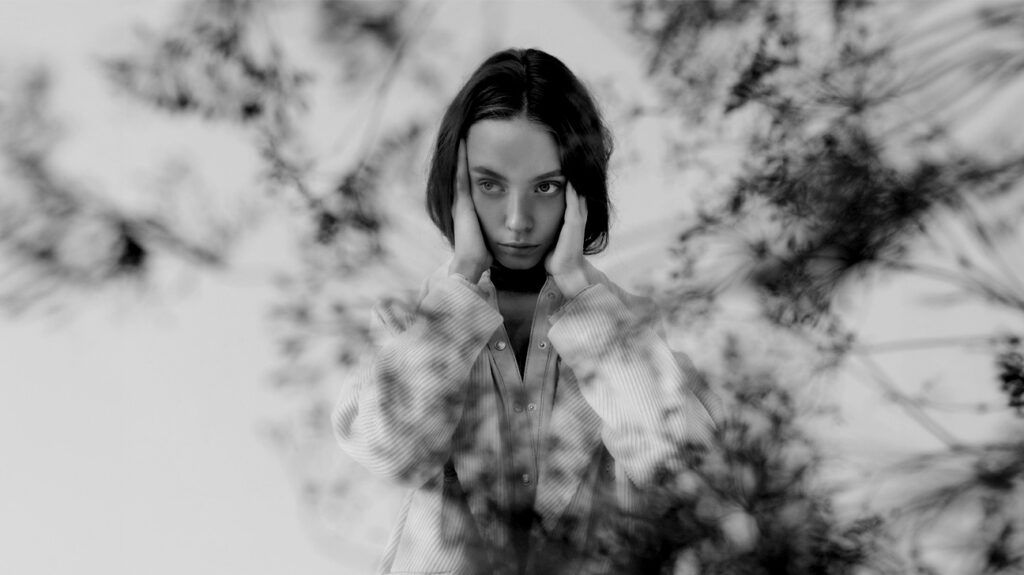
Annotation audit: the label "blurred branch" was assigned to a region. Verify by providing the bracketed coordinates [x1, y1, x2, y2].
[336, 0, 441, 170]
[891, 2, 1024, 127]
[878, 258, 1024, 313]
[877, 439, 1024, 573]
[851, 334, 1014, 355]
[954, 197, 1024, 295]
[853, 355, 964, 450]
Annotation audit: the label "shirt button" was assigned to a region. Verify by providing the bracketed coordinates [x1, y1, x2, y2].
[494, 340, 506, 351]
[521, 473, 531, 485]
[513, 403, 523, 413]
[527, 403, 536, 412]
[546, 292, 556, 300]
[538, 341, 548, 349]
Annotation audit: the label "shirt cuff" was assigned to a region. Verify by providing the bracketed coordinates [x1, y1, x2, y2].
[447, 271, 489, 299]
[549, 283, 602, 323]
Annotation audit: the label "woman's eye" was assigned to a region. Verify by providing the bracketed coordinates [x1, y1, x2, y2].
[536, 181, 564, 194]
[478, 180, 502, 194]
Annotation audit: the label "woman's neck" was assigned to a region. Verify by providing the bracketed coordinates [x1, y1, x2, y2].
[489, 261, 547, 293]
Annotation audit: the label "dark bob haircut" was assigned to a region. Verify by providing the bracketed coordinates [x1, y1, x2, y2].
[425, 48, 613, 255]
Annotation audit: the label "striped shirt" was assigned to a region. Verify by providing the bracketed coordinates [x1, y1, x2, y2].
[332, 260, 721, 574]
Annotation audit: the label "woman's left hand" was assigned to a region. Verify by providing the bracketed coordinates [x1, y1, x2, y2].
[545, 183, 593, 299]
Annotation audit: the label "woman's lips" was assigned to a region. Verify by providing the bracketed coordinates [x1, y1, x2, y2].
[498, 243, 539, 254]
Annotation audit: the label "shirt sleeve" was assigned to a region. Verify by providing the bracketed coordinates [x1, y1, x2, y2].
[331, 273, 503, 486]
[547, 283, 718, 488]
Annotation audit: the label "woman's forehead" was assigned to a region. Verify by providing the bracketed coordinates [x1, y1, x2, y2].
[466, 118, 560, 177]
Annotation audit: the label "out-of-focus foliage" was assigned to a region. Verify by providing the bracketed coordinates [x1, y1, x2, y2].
[0, 67, 232, 315]
[102, 0, 331, 230]
[624, 333, 902, 574]
[627, 0, 1024, 571]
[98, 0, 445, 276]
[878, 440, 1024, 574]
[996, 336, 1024, 413]
[0, 0, 436, 323]
[103, 0, 310, 123]
[3, 0, 440, 558]
[630, 0, 1024, 329]
[315, 0, 412, 82]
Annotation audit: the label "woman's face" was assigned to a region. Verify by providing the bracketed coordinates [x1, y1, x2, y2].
[465, 116, 566, 270]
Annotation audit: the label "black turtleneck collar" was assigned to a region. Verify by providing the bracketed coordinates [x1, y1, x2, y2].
[489, 261, 548, 293]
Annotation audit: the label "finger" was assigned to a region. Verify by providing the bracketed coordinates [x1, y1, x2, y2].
[577, 185, 588, 222]
[456, 140, 469, 199]
[567, 182, 585, 222]
[564, 182, 576, 220]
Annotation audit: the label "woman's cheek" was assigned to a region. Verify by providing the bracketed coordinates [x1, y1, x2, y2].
[470, 195, 499, 241]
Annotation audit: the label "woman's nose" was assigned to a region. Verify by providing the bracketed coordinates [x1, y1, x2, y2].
[505, 194, 532, 233]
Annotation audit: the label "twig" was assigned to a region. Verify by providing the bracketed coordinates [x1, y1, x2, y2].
[851, 334, 1009, 355]
[877, 257, 1024, 312]
[854, 354, 965, 451]
[341, 0, 442, 173]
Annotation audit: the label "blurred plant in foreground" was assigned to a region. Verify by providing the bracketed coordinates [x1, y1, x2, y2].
[628, 0, 1024, 571]
[0, 65, 239, 316]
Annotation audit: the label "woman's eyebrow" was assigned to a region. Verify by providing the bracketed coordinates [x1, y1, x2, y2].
[470, 166, 507, 181]
[530, 170, 563, 181]
[469, 166, 563, 181]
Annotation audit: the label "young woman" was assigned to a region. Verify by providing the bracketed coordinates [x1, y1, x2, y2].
[333, 48, 719, 575]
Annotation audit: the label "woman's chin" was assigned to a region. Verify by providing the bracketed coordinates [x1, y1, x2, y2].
[495, 259, 539, 270]
[493, 253, 544, 270]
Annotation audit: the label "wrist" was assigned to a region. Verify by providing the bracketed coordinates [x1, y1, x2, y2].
[554, 268, 591, 299]
[449, 259, 487, 283]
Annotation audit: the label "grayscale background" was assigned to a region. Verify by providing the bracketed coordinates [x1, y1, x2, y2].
[2, 1, 1022, 574]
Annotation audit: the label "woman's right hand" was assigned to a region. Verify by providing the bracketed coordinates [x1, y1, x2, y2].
[448, 140, 492, 283]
